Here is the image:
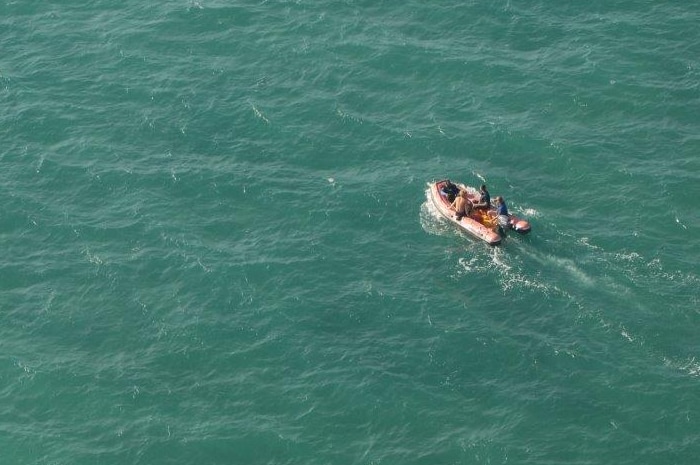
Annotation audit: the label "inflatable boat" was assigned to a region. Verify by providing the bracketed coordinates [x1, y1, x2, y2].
[429, 179, 531, 246]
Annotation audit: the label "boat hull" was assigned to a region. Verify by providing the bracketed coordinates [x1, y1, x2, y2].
[428, 180, 531, 245]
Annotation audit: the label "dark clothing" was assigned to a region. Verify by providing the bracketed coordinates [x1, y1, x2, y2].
[480, 190, 491, 207]
[442, 181, 460, 203]
[473, 187, 490, 209]
[496, 200, 510, 235]
[497, 201, 509, 216]
[479, 190, 491, 208]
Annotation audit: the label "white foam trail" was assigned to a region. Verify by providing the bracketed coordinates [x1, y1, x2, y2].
[422, 184, 582, 297]
[549, 255, 594, 286]
[664, 356, 700, 378]
[419, 190, 450, 236]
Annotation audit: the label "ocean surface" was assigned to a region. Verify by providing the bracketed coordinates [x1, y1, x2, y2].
[1, 1, 699, 464]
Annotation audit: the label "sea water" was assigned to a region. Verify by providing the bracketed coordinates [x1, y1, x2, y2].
[1, 1, 699, 464]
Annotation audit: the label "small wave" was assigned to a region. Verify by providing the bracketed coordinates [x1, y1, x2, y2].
[620, 326, 635, 343]
[577, 237, 603, 251]
[250, 103, 270, 124]
[664, 356, 700, 378]
[675, 217, 688, 230]
[613, 251, 642, 262]
[472, 171, 487, 184]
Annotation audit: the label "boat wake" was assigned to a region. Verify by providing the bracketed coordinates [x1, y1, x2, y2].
[423, 180, 699, 383]
[419, 187, 452, 237]
[421, 185, 558, 295]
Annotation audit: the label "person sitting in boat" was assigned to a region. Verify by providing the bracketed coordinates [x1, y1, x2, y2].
[494, 196, 511, 234]
[472, 184, 491, 210]
[441, 180, 460, 203]
[495, 196, 510, 227]
[495, 196, 509, 215]
[451, 189, 472, 220]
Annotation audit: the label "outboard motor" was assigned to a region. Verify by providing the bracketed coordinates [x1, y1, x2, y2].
[497, 215, 510, 237]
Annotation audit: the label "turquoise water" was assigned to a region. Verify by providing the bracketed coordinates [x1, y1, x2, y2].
[1, 1, 699, 463]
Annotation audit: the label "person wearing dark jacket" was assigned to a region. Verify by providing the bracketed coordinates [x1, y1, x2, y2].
[441, 180, 460, 203]
[472, 184, 491, 209]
